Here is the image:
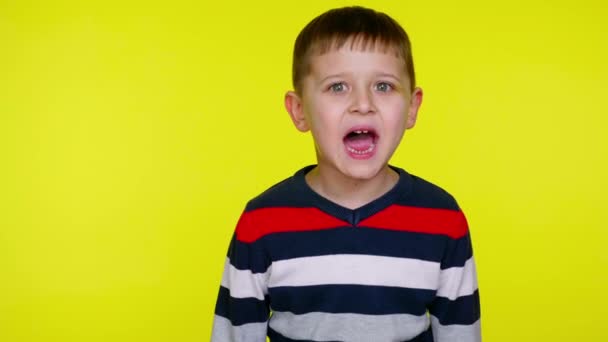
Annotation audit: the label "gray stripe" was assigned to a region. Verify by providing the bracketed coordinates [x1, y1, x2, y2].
[211, 315, 267, 342]
[269, 311, 429, 342]
[431, 316, 481, 342]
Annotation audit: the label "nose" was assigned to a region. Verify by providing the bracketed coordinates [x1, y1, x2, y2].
[349, 87, 376, 114]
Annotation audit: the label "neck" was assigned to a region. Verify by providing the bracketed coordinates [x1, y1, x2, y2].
[305, 165, 399, 210]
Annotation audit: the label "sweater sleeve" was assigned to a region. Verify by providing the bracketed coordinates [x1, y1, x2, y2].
[429, 214, 481, 342]
[211, 211, 271, 342]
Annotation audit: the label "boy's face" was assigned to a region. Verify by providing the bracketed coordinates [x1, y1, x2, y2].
[285, 43, 422, 182]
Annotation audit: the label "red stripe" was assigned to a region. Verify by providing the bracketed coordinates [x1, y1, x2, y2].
[358, 205, 468, 239]
[235, 207, 350, 243]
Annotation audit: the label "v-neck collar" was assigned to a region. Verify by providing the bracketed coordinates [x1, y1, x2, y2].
[292, 165, 413, 226]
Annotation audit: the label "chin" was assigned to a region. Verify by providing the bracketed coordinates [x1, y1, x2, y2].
[340, 162, 388, 181]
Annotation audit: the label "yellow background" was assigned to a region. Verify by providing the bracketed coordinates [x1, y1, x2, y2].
[1, 0, 607, 341]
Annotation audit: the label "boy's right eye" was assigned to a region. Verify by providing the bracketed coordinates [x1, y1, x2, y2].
[329, 82, 346, 93]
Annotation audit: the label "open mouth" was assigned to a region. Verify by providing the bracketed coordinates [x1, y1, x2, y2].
[343, 128, 378, 156]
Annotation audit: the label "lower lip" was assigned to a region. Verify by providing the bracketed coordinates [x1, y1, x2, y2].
[344, 144, 377, 160]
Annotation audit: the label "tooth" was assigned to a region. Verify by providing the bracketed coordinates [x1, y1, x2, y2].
[355, 130, 362, 134]
[362, 130, 368, 133]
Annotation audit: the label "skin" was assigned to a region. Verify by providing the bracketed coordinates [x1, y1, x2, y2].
[285, 42, 423, 209]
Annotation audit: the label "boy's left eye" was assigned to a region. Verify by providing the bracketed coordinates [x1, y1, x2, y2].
[375, 82, 393, 92]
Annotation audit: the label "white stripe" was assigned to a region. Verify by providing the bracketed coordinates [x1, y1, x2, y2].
[211, 315, 267, 342]
[431, 316, 481, 342]
[270, 310, 429, 342]
[268, 254, 440, 290]
[220, 258, 269, 300]
[437, 257, 478, 300]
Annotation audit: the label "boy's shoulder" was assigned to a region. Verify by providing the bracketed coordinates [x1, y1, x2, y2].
[244, 166, 314, 212]
[397, 167, 461, 211]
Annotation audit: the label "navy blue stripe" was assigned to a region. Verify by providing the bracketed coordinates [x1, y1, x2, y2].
[429, 289, 480, 325]
[227, 233, 271, 273]
[230, 228, 471, 272]
[269, 285, 434, 316]
[440, 232, 473, 269]
[265, 228, 446, 263]
[268, 326, 433, 342]
[214, 286, 270, 326]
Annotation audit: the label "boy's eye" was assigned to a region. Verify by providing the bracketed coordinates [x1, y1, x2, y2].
[329, 82, 347, 92]
[375, 82, 393, 92]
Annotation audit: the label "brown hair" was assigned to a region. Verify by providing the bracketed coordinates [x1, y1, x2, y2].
[292, 6, 416, 94]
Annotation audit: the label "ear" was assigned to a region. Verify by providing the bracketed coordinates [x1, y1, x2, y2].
[405, 87, 423, 129]
[285, 91, 310, 132]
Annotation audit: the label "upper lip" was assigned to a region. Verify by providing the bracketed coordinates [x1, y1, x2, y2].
[343, 125, 378, 139]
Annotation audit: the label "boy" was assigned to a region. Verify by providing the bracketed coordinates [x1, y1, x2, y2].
[212, 6, 480, 342]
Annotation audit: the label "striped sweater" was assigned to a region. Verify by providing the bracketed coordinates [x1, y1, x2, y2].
[212, 165, 481, 342]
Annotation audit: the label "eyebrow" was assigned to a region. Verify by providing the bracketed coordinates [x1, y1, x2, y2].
[318, 73, 349, 84]
[375, 73, 402, 81]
